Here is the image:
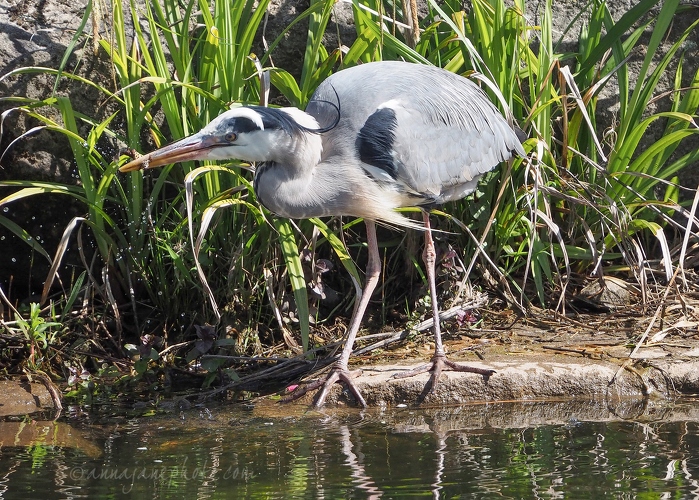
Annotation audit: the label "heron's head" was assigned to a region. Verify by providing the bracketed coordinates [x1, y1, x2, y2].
[119, 106, 322, 172]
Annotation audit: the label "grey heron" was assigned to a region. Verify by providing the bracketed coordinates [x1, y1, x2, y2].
[120, 60, 525, 407]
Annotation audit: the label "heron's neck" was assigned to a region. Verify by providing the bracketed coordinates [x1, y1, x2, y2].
[253, 122, 328, 218]
[271, 131, 322, 171]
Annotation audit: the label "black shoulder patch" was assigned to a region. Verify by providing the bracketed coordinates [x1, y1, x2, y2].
[357, 107, 398, 179]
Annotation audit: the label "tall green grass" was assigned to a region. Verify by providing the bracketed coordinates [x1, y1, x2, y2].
[1, 0, 697, 365]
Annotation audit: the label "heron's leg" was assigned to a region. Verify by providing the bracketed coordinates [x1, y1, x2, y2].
[286, 220, 380, 408]
[423, 211, 446, 359]
[392, 212, 494, 392]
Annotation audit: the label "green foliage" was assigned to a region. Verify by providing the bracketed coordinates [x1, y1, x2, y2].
[8, 303, 62, 369]
[431, 0, 699, 305]
[1, 0, 698, 375]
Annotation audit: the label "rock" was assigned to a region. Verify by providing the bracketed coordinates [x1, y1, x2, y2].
[287, 355, 699, 408]
[575, 276, 636, 311]
[0, 379, 55, 416]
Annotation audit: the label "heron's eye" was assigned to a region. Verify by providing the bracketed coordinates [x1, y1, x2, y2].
[225, 132, 237, 142]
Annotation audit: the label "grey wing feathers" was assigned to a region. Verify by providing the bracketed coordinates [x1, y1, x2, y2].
[368, 86, 523, 204]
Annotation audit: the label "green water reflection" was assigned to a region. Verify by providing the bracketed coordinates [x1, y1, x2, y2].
[2, 399, 699, 498]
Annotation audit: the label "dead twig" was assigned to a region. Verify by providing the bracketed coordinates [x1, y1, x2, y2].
[25, 370, 63, 417]
[542, 345, 597, 358]
[354, 296, 489, 356]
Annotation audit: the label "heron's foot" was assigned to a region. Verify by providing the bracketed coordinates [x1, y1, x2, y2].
[282, 365, 367, 408]
[392, 354, 495, 394]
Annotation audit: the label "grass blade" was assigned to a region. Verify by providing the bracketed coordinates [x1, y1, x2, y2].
[273, 219, 310, 353]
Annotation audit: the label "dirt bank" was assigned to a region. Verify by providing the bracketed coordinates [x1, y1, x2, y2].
[2, 344, 698, 415]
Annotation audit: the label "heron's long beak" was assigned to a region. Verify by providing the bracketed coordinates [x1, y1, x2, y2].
[119, 133, 222, 172]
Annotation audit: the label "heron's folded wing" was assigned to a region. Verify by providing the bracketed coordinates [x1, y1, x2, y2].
[357, 95, 522, 205]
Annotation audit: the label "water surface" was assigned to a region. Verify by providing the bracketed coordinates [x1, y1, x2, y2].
[2, 398, 699, 498]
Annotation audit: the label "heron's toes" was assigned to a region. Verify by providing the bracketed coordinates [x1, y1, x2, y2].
[391, 363, 432, 379]
[282, 366, 366, 408]
[280, 378, 326, 404]
[392, 354, 495, 394]
[314, 367, 366, 408]
[442, 357, 496, 377]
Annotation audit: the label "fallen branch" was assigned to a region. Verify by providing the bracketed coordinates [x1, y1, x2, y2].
[353, 295, 489, 355]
